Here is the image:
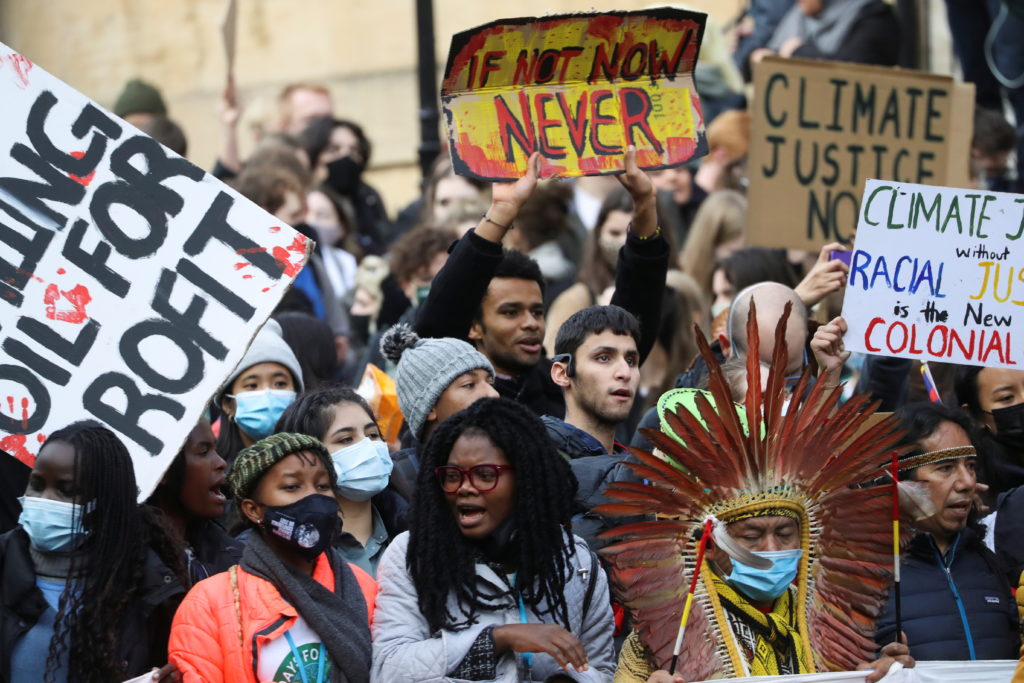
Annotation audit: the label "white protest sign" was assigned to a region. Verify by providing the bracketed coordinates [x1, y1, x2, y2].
[694, 659, 1016, 682]
[842, 178, 1024, 368]
[0, 43, 312, 498]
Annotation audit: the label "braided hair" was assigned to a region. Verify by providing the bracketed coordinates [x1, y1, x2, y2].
[42, 421, 181, 682]
[408, 397, 577, 633]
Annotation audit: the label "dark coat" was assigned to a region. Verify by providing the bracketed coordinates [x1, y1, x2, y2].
[790, 0, 901, 67]
[875, 529, 1019, 661]
[0, 527, 185, 681]
[415, 227, 669, 419]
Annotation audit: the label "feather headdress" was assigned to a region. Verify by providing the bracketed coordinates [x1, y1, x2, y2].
[596, 302, 909, 680]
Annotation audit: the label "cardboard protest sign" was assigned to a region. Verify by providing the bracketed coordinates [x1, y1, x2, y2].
[441, 8, 708, 181]
[842, 179, 1024, 369]
[747, 57, 974, 251]
[0, 42, 311, 498]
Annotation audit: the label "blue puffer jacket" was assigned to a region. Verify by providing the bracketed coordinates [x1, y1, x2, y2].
[875, 528, 1019, 660]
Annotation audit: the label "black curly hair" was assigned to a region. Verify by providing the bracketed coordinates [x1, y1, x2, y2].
[407, 397, 577, 633]
[40, 421, 183, 682]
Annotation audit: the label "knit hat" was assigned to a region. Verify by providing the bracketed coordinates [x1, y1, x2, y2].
[228, 432, 333, 500]
[220, 319, 304, 401]
[380, 324, 493, 441]
[113, 78, 168, 117]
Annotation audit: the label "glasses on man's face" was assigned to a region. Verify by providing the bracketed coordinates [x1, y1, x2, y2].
[434, 464, 514, 493]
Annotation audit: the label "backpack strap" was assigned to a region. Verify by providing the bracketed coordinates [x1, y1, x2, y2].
[581, 550, 600, 623]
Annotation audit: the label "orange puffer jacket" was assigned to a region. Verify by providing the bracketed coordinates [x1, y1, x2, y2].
[168, 553, 376, 683]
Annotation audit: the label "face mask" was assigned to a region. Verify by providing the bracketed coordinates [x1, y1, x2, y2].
[415, 285, 431, 307]
[726, 548, 803, 603]
[326, 156, 362, 196]
[331, 438, 393, 501]
[992, 402, 1024, 436]
[710, 301, 729, 319]
[309, 221, 343, 250]
[261, 493, 339, 560]
[18, 496, 85, 552]
[231, 389, 296, 440]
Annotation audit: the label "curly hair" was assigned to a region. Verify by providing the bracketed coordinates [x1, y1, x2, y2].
[43, 421, 182, 682]
[407, 397, 577, 634]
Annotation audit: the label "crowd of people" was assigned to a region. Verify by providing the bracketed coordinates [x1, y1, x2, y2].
[3, 0, 1024, 681]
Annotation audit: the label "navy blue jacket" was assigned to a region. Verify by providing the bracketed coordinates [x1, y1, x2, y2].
[875, 529, 1019, 660]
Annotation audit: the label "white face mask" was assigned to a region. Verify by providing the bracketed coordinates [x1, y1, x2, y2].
[330, 437, 393, 502]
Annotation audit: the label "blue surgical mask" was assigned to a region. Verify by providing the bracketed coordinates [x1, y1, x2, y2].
[18, 496, 85, 552]
[726, 548, 803, 603]
[331, 438, 393, 502]
[230, 389, 296, 440]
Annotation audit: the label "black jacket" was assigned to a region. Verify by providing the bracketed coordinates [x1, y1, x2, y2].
[875, 529, 1019, 661]
[0, 527, 185, 680]
[415, 227, 669, 418]
[186, 519, 244, 583]
[994, 485, 1024, 584]
[791, 0, 900, 67]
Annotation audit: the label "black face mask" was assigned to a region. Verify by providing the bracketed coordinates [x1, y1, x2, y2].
[326, 156, 362, 196]
[262, 493, 339, 560]
[349, 314, 371, 346]
[992, 403, 1024, 451]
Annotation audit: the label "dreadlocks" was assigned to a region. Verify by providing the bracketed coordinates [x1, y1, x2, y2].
[43, 421, 181, 683]
[407, 397, 577, 634]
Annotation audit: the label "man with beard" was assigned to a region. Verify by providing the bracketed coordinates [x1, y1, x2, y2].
[545, 305, 642, 551]
[414, 150, 669, 419]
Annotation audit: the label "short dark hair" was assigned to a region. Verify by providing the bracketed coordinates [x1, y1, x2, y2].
[136, 114, 187, 156]
[953, 365, 984, 417]
[275, 385, 377, 442]
[895, 401, 974, 457]
[554, 305, 641, 359]
[389, 226, 455, 284]
[474, 249, 546, 323]
[973, 107, 1016, 156]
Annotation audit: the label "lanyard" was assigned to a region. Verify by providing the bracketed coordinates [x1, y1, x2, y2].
[283, 630, 328, 683]
[507, 573, 533, 669]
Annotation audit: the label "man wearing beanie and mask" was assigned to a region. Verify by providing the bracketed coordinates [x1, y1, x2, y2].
[379, 324, 497, 501]
[170, 432, 377, 682]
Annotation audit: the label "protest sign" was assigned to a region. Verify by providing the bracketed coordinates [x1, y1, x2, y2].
[440, 8, 708, 181]
[0, 42, 311, 498]
[842, 179, 1024, 369]
[747, 57, 974, 251]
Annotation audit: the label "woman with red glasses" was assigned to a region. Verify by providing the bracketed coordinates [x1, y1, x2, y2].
[370, 397, 615, 682]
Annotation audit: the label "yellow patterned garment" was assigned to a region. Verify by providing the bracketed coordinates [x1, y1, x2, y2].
[1012, 570, 1024, 683]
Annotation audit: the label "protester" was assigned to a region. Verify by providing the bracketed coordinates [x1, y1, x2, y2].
[216, 319, 304, 467]
[113, 77, 168, 127]
[275, 311, 340, 390]
[306, 185, 361, 297]
[546, 306, 641, 551]
[693, 109, 750, 194]
[677, 189, 746, 300]
[415, 149, 669, 419]
[276, 388, 403, 576]
[300, 116, 389, 254]
[393, 154, 490, 237]
[503, 181, 580, 292]
[379, 323, 497, 501]
[371, 398, 615, 681]
[972, 107, 1018, 191]
[603, 309, 912, 682]
[875, 402, 1020, 660]
[1, 422, 184, 682]
[169, 432, 376, 682]
[146, 417, 244, 586]
[649, 163, 707, 247]
[955, 365, 1024, 496]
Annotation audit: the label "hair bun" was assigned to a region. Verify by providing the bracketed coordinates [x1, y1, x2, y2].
[380, 323, 421, 363]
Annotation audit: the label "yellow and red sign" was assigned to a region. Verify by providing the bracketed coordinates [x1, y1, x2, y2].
[441, 8, 708, 180]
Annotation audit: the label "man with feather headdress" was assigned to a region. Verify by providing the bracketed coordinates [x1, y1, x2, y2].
[599, 302, 913, 682]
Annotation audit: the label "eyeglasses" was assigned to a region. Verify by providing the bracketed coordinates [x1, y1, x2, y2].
[434, 464, 514, 493]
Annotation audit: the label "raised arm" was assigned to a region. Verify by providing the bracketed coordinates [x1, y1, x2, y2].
[610, 146, 670, 364]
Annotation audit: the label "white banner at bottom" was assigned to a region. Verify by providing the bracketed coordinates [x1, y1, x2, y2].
[694, 660, 1017, 683]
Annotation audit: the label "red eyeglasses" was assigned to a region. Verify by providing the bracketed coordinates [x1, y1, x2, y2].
[434, 464, 514, 493]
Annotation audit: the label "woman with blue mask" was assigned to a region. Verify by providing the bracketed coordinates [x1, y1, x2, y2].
[277, 387, 402, 577]
[0, 421, 186, 682]
[217, 319, 304, 469]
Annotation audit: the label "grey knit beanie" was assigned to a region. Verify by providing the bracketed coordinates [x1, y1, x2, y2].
[380, 324, 493, 441]
[228, 432, 333, 499]
[219, 319, 304, 401]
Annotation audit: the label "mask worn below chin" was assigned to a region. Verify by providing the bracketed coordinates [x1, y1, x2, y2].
[231, 389, 296, 440]
[726, 548, 803, 603]
[18, 496, 85, 552]
[325, 156, 363, 196]
[261, 493, 340, 560]
[331, 438, 394, 502]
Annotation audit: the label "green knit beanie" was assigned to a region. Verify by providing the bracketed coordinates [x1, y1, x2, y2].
[113, 78, 167, 117]
[228, 432, 334, 500]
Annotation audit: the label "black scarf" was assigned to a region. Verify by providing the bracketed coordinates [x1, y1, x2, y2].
[240, 533, 371, 683]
